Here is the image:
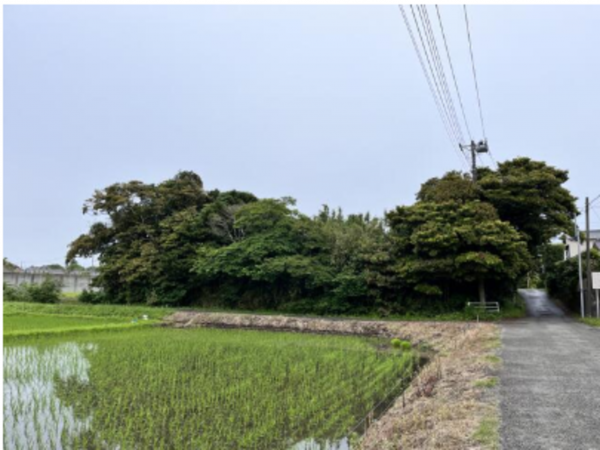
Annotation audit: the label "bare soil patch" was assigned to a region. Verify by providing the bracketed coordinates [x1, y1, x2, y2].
[164, 312, 500, 449]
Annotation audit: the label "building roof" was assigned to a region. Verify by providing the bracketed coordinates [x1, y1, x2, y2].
[24, 266, 66, 274]
[564, 230, 600, 242]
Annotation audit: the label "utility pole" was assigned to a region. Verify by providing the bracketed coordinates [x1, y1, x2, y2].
[586, 197, 593, 316]
[576, 222, 585, 318]
[470, 142, 478, 183]
[460, 140, 489, 183]
[460, 139, 489, 304]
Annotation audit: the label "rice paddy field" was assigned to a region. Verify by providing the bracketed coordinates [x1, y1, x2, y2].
[3, 301, 174, 321]
[3, 304, 417, 450]
[3, 314, 131, 335]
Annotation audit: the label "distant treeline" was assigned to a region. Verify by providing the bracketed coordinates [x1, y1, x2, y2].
[67, 157, 577, 315]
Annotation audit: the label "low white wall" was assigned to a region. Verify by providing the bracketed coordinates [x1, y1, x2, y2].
[3, 270, 96, 293]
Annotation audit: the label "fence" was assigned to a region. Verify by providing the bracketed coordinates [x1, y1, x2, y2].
[3, 270, 96, 293]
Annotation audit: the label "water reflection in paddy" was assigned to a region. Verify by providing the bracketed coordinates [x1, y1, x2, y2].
[4, 342, 96, 450]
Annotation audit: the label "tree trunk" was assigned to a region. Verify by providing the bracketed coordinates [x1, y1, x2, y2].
[478, 278, 486, 304]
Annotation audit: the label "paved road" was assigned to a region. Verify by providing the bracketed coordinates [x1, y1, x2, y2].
[500, 289, 600, 449]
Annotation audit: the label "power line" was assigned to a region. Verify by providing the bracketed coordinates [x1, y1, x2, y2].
[463, 5, 487, 138]
[398, 5, 469, 169]
[410, 5, 460, 144]
[463, 5, 498, 169]
[418, 5, 465, 144]
[476, 152, 488, 169]
[486, 149, 498, 169]
[434, 5, 472, 141]
[414, 6, 462, 143]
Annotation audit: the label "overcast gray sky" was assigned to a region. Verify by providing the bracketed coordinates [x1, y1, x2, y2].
[4, 5, 600, 267]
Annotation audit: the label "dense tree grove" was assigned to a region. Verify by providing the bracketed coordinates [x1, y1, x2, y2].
[67, 158, 578, 314]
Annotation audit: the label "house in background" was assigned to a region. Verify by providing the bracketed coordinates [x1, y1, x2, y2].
[564, 229, 600, 260]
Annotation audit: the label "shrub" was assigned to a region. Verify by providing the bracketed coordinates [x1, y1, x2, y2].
[391, 338, 411, 351]
[79, 289, 107, 304]
[3, 283, 27, 302]
[25, 278, 62, 304]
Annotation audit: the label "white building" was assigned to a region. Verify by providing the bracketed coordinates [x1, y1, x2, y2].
[564, 230, 600, 260]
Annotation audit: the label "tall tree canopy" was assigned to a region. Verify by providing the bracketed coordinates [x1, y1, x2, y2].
[417, 171, 478, 204]
[66, 171, 256, 304]
[478, 158, 577, 252]
[417, 158, 578, 254]
[386, 200, 530, 308]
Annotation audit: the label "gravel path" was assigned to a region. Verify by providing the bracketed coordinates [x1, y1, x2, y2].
[500, 289, 600, 449]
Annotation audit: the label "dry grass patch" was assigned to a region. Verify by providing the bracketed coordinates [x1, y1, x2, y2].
[360, 323, 500, 450]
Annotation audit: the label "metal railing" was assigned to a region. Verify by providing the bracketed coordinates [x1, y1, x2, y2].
[467, 301, 500, 313]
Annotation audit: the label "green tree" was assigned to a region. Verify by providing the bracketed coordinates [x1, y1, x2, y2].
[478, 158, 577, 252]
[386, 200, 530, 308]
[315, 206, 397, 314]
[538, 242, 566, 285]
[67, 171, 256, 305]
[417, 170, 478, 203]
[194, 198, 334, 311]
[417, 159, 578, 255]
[3, 258, 20, 271]
[66, 260, 85, 272]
